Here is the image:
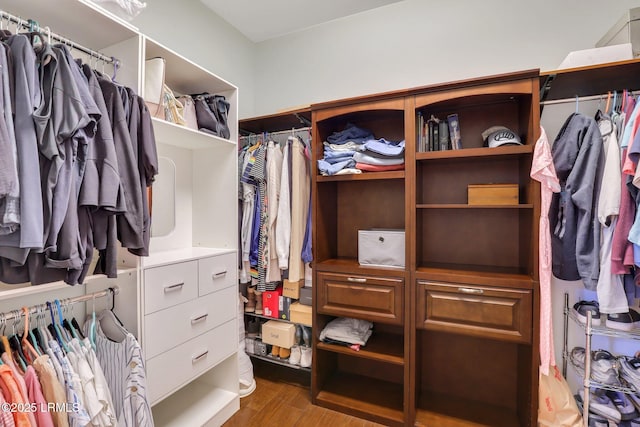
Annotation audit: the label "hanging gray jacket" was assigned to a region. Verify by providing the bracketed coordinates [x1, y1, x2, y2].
[549, 113, 604, 290]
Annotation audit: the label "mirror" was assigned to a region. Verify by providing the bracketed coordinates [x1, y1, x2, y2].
[150, 156, 176, 237]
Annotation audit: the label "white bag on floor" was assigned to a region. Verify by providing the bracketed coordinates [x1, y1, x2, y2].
[238, 293, 255, 397]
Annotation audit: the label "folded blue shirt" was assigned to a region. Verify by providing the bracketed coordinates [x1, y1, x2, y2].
[318, 158, 356, 175]
[364, 139, 405, 156]
[327, 123, 374, 145]
[323, 149, 357, 159]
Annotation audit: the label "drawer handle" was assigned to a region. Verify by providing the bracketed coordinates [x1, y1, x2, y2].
[192, 350, 209, 364]
[212, 270, 227, 279]
[458, 287, 484, 295]
[163, 282, 184, 293]
[347, 277, 367, 283]
[190, 314, 209, 324]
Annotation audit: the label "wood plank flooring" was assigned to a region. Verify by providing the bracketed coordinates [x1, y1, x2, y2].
[223, 359, 386, 427]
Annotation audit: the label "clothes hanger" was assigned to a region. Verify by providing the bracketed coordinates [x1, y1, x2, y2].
[97, 288, 128, 343]
[31, 304, 46, 352]
[47, 301, 70, 353]
[8, 311, 28, 371]
[21, 307, 40, 363]
[89, 293, 97, 350]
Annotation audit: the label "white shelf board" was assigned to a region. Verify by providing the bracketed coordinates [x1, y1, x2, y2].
[152, 381, 238, 427]
[145, 37, 236, 95]
[152, 118, 236, 149]
[143, 247, 235, 269]
[0, 0, 138, 51]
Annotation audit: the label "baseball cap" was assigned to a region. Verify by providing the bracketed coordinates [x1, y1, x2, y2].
[482, 126, 522, 148]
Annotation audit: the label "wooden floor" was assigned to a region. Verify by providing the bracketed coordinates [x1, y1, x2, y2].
[223, 359, 386, 427]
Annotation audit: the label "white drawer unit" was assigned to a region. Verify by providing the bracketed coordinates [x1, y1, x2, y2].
[198, 253, 236, 296]
[144, 261, 198, 314]
[146, 318, 236, 404]
[144, 285, 236, 358]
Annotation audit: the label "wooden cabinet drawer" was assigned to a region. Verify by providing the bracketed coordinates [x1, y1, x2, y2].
[317, 273, 403, 325]
[144, 286, 236, 358]
[144, 261, 198, 314]
[198, 252, 236, 296]
[417, 281, 532, 343]
[146, 318, 236, 404]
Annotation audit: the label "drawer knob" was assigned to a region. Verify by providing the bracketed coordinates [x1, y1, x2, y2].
[163, 282, 185, 293]
[190, 313, 209, 324]
[212, 270, 227, 279]
[347, 277, 367, 283]
[192, 350, 209, 363]
[458, 287, 484, 295]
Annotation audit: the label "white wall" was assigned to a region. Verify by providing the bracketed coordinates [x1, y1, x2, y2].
[131, 0, 256, 118]
[253, 0, 640, 116]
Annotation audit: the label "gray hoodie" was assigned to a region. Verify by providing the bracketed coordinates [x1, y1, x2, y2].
[549, 113, 604, 290]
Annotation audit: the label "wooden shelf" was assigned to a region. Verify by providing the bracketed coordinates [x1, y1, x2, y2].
[540, 58, 640, 101]
[248, 353, 311, 372]
[415, 263, 533, 289]
[417, 204, 533, 209]
[314, 258, 406, 277]
[317, 332, 404, 365]
[416, 391, 519, 427]
[316, 170, 405, 182]
[416, 144, 533, 161]
[315, 373, 405, 426]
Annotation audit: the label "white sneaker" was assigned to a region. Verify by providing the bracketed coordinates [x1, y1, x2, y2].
[289, 345, 301, 365]
[300, 346, 312, 368]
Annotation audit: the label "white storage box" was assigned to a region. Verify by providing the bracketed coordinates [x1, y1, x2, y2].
[358, 229, 405, 268]
[597, 8, 640, 57]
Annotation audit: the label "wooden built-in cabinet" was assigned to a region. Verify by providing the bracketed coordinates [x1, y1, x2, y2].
[311, 70, 541, 426]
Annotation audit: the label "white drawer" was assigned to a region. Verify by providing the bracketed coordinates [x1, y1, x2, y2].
[198, 253, 237, 296]
[146, 319, 236, 404]
[144, 261, 198, 314]
[144, 286, 236, 358]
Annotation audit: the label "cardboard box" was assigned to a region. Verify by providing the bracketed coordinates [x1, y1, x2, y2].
[468, 184, 518, 205]
[279, 296, 291, 321]
[262, 287, 282, 318]
[290, 302, 312, 327]
[358, 229, 405, 268]
[597, 8, 640, 57]
[261, 320, 295, 348]
[283, 279, 302, 299]
[299, 286, 312, 306]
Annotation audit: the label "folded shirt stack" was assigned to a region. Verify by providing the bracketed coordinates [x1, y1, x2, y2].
[319, 317, 374, 349]
[317, 123, 405, 175]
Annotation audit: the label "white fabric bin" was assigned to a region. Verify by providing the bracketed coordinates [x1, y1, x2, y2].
[358, 229, 405, 268]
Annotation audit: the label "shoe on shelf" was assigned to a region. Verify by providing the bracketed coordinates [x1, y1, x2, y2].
[254, 290, 263, 315]
[245, 286, 256, 313]
[271, 345, 280, 357]
[294, 324, 303, 346]
[279, 346, 291, 360]
[246, 318, 260, 338]
[619, 356, 640, 392]
[571, 347, 621, 386]
[606, 389, 639, 421]
[575, 393, 615, 427]
[302, 326, 311, 347]
[620, 417, 640, 427]
[606, 309, 640, 332]
[573, 300, 601, 326]
[300, 346, 312, 368]
[578, 387, 622, 423]
[289, 346, 301, 365]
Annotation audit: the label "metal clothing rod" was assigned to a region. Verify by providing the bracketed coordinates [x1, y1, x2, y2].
[0, 10, 118, 65]
[540, 94, 606, 106]
[240, 126, 311, 139]
[0, 286, 119, 323]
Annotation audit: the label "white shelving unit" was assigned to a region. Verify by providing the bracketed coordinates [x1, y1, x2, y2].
[0, 1, 240, 425]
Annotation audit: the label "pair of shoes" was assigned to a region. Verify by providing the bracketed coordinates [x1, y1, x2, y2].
[269, 344, 291, 359]
[578, 387, 622, 423]
[606, 390, 638, 421]
[575, 393, 613, 427]
[289, 345, 301, 365]
[606, 309, 640, 331]
[300, 346, 312, 368]
[570, 347, 621, 386]
[573, 300, 601, 325]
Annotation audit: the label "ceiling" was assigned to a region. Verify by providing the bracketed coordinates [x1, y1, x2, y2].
[200, 0, 405, 43]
